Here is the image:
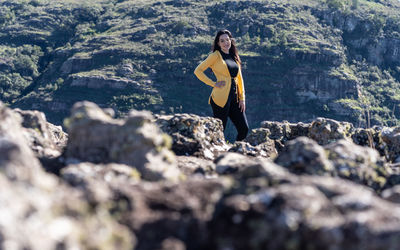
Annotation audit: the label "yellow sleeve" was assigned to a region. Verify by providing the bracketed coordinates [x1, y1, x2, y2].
[194, 52, 217, 87]
[238, 66, 245, 101]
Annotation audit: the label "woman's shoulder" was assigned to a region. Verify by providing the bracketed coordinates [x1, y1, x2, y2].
[208, 50, 222, 60]
[212, 50, 221, 56]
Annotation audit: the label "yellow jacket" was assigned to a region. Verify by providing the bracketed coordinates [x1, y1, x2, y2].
[194, 50, 245, 108]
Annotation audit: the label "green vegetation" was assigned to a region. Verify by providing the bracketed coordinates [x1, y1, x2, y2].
[1, 0, 400, 139]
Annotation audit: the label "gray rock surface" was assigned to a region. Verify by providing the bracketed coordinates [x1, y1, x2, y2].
[176, 155, 216, 177]
[275, 136, 334, 176]
[14, 108, 67, 158]
[0, 102, 135, 249]
[381, 126, 400, 162]
[65, 101, 181, 181]
[4, 99, 400, 250]
[156, 113, 229, 159]
[208, 172, 400, 250]
[309, 117, 354, 145]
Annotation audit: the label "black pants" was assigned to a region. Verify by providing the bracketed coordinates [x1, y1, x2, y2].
[210, 80, 249, 141]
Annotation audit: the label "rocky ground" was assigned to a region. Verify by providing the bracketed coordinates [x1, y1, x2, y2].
[2, 100, 400, 250]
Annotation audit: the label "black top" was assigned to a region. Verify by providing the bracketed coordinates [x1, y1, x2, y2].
[220, 51, 239, 78]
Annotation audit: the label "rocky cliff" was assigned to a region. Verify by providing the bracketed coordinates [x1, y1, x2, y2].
[3, 100, 400, 249]
[2, 0, 400, 140]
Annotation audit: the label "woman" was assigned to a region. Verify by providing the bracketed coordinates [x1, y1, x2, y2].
[194, 29, 249, 141]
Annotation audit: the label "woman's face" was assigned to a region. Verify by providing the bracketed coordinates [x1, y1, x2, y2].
[218, 34, 231, 52]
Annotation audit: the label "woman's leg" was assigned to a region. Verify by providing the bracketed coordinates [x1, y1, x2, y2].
[210, 97, 230, 130]
[228, 99, 249, 141]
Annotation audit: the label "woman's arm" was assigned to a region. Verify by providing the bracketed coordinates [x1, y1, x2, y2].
[194, 52, 218, 87]
[238, 66, 246, 112]
[237, 66, 245, 101]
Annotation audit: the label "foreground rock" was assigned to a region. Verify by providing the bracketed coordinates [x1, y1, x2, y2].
[5, 100, 400, 250]
[308, 117, 354, 145]
[381, 126, 400, 163]
[0, 102, 135, 249]
[275, 136, 334, 176]
[276, 137, 392, 191]
[207, 155, 400, 250]
[15, 108, 67, 159]
[60, 161, 226, 250]
[156, 113, 229, 159]
[65, 101, 181, 181]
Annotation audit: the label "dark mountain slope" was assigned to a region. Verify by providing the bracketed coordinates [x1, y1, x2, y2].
[1, 0, 400, 138]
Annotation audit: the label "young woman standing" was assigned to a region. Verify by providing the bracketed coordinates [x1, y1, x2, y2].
[194, 29, 249, 141]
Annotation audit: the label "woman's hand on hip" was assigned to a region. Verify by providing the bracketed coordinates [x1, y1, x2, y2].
[239, 101, 246, 113]
[215, 80, 226, 88]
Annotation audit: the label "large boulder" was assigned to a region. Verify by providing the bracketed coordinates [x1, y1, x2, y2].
[62, 163, 226, 250]
[0, 102, 48, 184]
[260, 120, 292, 141]
[14, 108, 67, 159]
[113, 179, 226, 250]
[381, 126, 400, 162]
[239, 128, 278, 158]
[228, 141, 277, 158]
[275, 136, 391, 191]
[61, 162, 141, 204]
[156, 113, 229, 159]
[325, 139, 391, 191]
[275, 136, 334, 176]
[65, 101, 181, 181]
[176, 155, 216, 177]
[260, 120, 310, 142]
[309, 117, 353, 145]
[207, 173, 400, 250]
[0, 102, 135, 249]
[214, 152, 294, 186]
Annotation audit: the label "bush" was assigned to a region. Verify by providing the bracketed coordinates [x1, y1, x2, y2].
[326, 0, 346, 9]
[0, 7, 15, 26]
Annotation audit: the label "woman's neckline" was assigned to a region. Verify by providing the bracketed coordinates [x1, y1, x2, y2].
[220, 50, 229, 55]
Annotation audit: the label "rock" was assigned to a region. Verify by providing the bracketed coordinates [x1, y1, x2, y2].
[65, 101, 181, 182]
[14, 108, 67, 159]
[176, 155, 216, 177]
[258, 121, 311, 153]
[381, 185, 400, 203]
[309, 117, 353, 145]
[287, 121, 310, 139]
[228, 140, 277, 158]
[242, 128, 278, 158]
[275, 136, 391, 191]
[60, 56, 93, 74]
[325, 139, 391, 191]
[244, 128, 271, 145]
[117, 63, 134, 76]
[275, 136, 334, 176]
[214, 152, 292, 184]
[68, 74, 140, 89]
[0, 102, 50, 185]
[110, 178, 226, 250]
[351, 127, 378, 147]
[0, 102, 135, 249]
[0, 173, 135, 250]
[156, 113, 229, 159]
[381, 126, 400, 162]
[61, 162, 141, 204]
[215, 152, 255, 175]
[260, 120, 291, 141]
[207, 174, 400, 250]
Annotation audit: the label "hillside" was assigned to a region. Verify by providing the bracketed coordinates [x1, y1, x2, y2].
[2, 0, 400, 138]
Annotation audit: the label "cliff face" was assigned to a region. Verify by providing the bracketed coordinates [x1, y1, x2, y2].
[1, 0, 400, 133]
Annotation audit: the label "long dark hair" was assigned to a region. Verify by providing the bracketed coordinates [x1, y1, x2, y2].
[212, 29, 241, 65]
